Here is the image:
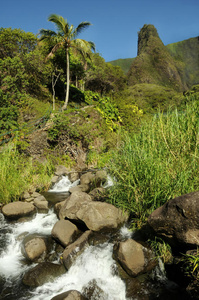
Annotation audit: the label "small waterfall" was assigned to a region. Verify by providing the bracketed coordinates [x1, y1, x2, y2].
[0, 210, 58, 279]
[28, 243, 127, 300]
[0, 173, 175, 300]
[48, 176, 80, 192]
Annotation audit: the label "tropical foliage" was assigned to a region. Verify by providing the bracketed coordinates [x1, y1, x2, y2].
[108, 96, 199, 228]
[39, 14, 95, 110]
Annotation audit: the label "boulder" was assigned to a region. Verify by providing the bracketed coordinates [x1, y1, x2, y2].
[55, 165, 68, 176]
[114, 239, 156, 277]
[69, 184, 90, 194]
[148, 191, 199, 247]
[51, 290, 87, 300]
[24, 237, 47, 262]
[22, 262, 65, 287]
[61, 201, 129, 231]
[34, 195, 48, 211]
[68, 172, 80, 183]
[80, 172, 95, 185]
[54, 200, 65, 216]
[2, 201, 36, 220]
[83, 279, 107, 299]
[63, 230, 92, 269]
[59, 191, 92, 220]
[51, 220, 79, 247]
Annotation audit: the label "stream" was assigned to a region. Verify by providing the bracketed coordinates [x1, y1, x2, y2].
[0, 176, 177, 300]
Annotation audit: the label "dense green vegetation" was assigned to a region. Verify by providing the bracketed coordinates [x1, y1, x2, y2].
[0, 20, 198, 213]
[109, 58, 135, 74]
[0, 143, 55, 203]
[108, 96, 199, 228]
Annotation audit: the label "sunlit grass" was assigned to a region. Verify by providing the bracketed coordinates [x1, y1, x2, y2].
[108, 98, 199, 228]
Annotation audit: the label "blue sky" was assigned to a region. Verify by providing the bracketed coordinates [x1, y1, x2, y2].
[1, 0, 198, 61]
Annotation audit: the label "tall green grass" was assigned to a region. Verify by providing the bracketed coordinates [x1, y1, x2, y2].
[0, 143, 55, 204]
[108, 99, 199, 228]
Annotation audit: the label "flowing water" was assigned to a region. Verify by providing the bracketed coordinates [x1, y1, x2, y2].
[0, 175, 175, 300]
[0, 175, 130, 300]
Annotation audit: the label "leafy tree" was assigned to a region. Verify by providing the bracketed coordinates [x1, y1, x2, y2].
[39, 14, 95, 110]
[86, 53, 126, 95]
[0, 27, 37, 59]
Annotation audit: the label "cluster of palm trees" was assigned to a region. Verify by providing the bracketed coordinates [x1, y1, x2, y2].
[39, 14, 95, 110]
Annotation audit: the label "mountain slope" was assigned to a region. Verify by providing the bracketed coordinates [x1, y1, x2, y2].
[167, 37, 199, 88]
[108, 58, 135, 74]
[109, 27, 199, 90]
[127, 24, 186, 91]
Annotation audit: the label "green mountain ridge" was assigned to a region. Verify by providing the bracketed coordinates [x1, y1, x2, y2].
[109, 27, 199, 91]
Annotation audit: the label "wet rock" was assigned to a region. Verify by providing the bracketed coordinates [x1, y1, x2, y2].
[72, 201, 129, 231]
[51, 220, 79, 247]
[22, 262, 65, 287]
[69, 184, 90, 194]
[31, 191, 41, 198]
[34, 195, 48, 211]
[2, 201, 36, 220]
[68, 172, 80, 183]
[55, 165, 69, 176]
[80, 172, 95, 185]
[51, 175, 60, 186]
[60, 197, 128, 232]
[63, 230, 92, 269]
[148, 191, 199, 248]
[24, 237, 47, 262]
[114, 239, 156, 277]
[82, 279, 107, 299]
[51, 290, 87, 300]
[59, 191, 92, 221]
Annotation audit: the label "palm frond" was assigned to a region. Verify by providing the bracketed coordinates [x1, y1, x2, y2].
[71, 39, 95, 59]
[39, 29, 57, 41]
[73, 21, 92, 38]
[48, 14, 69, 35]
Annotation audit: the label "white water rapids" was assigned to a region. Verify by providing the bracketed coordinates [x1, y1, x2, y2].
[0, 175, 132, 300]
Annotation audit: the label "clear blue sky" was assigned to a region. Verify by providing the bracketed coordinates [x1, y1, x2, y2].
[1, 0, 198, 61]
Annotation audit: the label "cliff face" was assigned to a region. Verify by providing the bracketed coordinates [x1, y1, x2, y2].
[128, 25, 187, 91]
[167, 36, 199, 88]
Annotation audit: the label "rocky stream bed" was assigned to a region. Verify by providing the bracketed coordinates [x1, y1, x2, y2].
[0, 166, 198, 299]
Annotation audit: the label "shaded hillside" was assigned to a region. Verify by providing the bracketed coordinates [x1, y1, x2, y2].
[127, 25, 186, 92]
[167, 37, 199, 88]
[109, 58, 135, 74]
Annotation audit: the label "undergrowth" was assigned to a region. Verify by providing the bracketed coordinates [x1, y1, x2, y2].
[0, 142, 55, 204]
[108, 97, 199, 229]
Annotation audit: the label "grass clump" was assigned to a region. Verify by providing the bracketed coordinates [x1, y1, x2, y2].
[0, 142, 55, 204]
[108, 97, 199, 228]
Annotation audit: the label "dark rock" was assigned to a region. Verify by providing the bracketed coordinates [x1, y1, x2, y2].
[114, 239, 156, 277]
[22, 262, 65, 287]
[62, 230, 92, 269]
[148, 191, 199, 248]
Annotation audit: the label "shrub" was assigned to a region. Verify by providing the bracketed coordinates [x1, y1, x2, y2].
[108, 97, 199, 228]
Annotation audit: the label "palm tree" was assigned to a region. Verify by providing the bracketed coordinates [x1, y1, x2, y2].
[39, 14, 95, 110]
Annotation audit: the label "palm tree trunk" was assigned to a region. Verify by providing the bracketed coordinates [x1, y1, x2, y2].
[62, 48, 70, 110]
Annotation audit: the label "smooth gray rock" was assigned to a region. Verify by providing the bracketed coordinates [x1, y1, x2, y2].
[51, 220, 79, 247]
[2, 201, 36, 220]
